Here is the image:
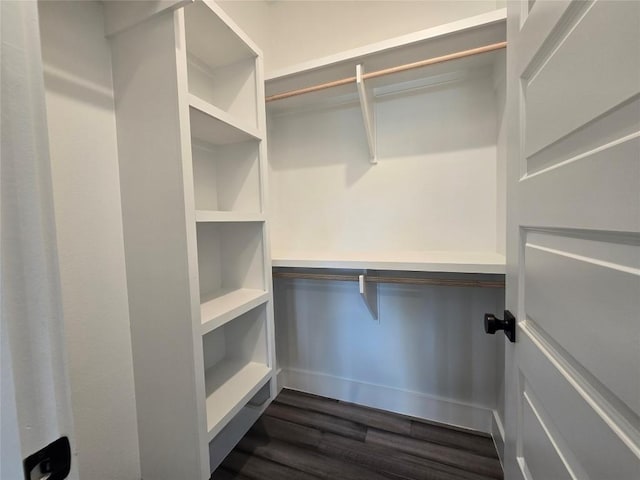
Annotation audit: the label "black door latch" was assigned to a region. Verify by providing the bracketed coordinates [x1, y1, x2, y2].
[23, 436, 71, 480]
[484, 310, 516, 342]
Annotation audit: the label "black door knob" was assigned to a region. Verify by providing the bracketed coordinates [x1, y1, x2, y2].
[484, 310, 516, 342]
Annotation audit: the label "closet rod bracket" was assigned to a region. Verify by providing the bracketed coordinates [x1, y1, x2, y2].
[356, 64, 377, 164]
[359, 270, 379, 320]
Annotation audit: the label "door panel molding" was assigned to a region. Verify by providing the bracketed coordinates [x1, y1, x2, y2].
[525, 94, 640, 176]
[522, 388, 577, 480]
[521, 136, 640, 232]
[525, 241, 640, 416]
[523, 1, 639, 156]
[521, 323, 640, 463]
[519, 0, 589, 79]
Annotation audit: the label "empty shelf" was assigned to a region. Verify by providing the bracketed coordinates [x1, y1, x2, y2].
[201, 288, 269, 335]
[271, 250, 506, 274]
[195, 210, 265, 223]
[189, 94, 261, 145]
[205, 360, 271, 441]
[184, 0, 257, 70]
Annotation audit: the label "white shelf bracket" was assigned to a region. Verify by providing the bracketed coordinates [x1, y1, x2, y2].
[359, 271, 379, 320]
[356, 64, 377, 164]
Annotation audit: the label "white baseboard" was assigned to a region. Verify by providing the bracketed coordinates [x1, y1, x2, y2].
[279, 367, 494, 434]
[276, 367, 285, 393]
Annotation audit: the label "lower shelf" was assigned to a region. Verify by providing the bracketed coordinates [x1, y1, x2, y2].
[201, 288, 269, 335]
[271, 250, 506, 274]
[205, 360, 271, 441]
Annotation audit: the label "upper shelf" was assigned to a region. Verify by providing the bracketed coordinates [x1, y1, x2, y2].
[271, 250, 506, 274]
[189, 94, 262, 145]
[265, 9, 506, 113]
[184, 0, 259, 69]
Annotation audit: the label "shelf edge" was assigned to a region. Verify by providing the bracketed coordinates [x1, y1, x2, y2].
[195, 211, 266, 223]
[205, 366, 272, 442]
[201, 290, 269, 336]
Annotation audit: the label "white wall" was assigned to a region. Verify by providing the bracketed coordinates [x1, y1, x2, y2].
[38, 2, 141, 479]
[268, 72, 498, 254]
[216, 0, 270, 55]
[217, 0, 503, 75]
[267, 0, 502, 73]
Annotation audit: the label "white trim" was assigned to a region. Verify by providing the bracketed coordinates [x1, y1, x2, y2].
[280, 368, 494, 433]
[522, 322, 640, 456]
[492, 410, 506, 467]
[493, 409, 506, 441]
[276, 368, 285, 394]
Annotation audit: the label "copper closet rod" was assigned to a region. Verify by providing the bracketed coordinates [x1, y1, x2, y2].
[266, 41, 507, 103]
[273, 271, 505, 289]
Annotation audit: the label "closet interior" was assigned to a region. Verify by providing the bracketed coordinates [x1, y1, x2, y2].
[105, 1, 508, 478]
[266, 6, 507, 454]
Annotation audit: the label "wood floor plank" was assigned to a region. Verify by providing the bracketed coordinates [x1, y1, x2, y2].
[211, 465, 253, 480]
[249, 415, 322, 449]
[276, 389, 412, 435]
[410, 420, 498, 459]
[237, 434, 395, 480]
[212, 389, 503, 480]
[222, 449, 321, 480]
[367, 428, 503, 479]
[320, 431, 496, 480]
[265, 402, 367, 441]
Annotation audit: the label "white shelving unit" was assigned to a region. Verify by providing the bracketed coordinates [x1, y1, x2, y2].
[109, 1, 275, 478]
[266, 9, 507, 275]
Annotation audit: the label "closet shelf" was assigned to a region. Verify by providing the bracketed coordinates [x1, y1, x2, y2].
[195, 210, 265, 223]
[201, 288, 269, 335]
[205, 360, 271, 441]
[265, 9, 506, 113]
[184, 0, 259, 69]
[189, 94, 262, 145]
[271, 251, 506, 274]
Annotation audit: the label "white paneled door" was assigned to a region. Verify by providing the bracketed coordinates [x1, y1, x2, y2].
[503, 1, 639, 479]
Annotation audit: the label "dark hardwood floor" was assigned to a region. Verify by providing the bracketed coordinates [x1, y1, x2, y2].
[212, 389, 503, 480]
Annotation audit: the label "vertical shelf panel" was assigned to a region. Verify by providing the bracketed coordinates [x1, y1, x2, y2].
[110, 8, 208, 479]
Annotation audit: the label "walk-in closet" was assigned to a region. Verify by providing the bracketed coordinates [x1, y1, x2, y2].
[3, 1, 638, 480]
